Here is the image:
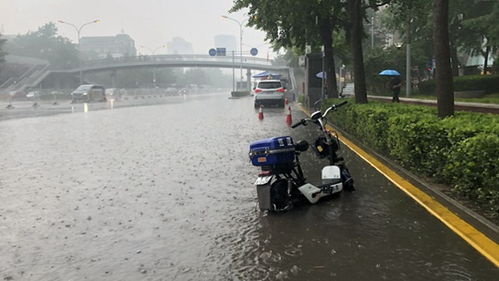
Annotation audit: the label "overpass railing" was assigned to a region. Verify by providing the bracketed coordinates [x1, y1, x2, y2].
[77, 54, 282, 69]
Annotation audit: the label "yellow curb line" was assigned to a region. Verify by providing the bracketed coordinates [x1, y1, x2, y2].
[299, 106, 499, 267]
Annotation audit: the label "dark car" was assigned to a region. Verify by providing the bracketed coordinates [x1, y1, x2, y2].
[71, 84, 107, 103]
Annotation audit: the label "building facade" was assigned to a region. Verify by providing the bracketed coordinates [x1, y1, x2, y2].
[80, 34, 137, 59]
[167, 37, 193, 54]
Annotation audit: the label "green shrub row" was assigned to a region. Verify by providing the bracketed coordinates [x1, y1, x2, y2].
[419, 75, 499, 94]
[323, 99, 499, 215]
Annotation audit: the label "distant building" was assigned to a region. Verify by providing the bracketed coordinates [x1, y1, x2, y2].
[167, 37, 193, 54]
[214, 34, 237, 53]
[80, 34, 137, 59]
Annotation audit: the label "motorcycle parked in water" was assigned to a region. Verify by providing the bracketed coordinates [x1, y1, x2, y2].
[249, 101, 354, 212]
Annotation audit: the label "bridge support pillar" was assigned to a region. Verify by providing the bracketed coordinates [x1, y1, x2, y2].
[54, 75, 62, 89]
[80, 72, 87, 85]
[111, 70, 118, 89]
[246, 69, 252, 92]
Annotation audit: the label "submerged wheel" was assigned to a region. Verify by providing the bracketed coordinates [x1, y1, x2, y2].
[270, 179, 290, 211]
[340, 166, 355, 192]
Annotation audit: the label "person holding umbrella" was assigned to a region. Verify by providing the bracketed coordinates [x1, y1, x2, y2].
[379, 70, 402, 103]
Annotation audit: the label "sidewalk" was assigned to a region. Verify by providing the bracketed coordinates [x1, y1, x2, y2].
[340, 82, 499, 114]
[367, 95, 499, 114]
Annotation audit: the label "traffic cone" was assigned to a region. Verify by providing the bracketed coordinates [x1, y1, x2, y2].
[258, 105, 264, 120]
[285, 106, 292, 126]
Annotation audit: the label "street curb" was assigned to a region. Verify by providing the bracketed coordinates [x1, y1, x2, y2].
[298, 104, 499, 267]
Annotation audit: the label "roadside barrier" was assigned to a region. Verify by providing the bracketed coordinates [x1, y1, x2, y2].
[258, 105, 264, 120]
[285, 106, 292, 126]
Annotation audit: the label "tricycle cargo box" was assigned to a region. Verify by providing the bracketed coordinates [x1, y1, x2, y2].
[249, 136, 295, 166]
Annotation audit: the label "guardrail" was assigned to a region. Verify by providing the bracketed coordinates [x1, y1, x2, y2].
[80, 54, 277, 68]
[0, 77, 16, 89]
[48, 54, 284, 73]
[2, 64, 51, 93]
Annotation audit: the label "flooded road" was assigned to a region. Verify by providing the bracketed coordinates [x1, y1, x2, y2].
[0, 92, 497, 280]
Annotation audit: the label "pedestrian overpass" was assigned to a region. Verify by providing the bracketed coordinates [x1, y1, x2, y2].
[52, 54, 289, 73]
[2, 54, 294, 94]
[47, 54, 295, 92]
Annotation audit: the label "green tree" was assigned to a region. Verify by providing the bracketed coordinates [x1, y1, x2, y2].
[347, 0, 367, 103]
[343, 0, 392, 103]
[0, 33, 7, 83]
[384, 0, 497, 76]
[458, 0, 498, 74]
[433, 0, 454, 118]
[6, 22, 78, 68]
[0, 33, 7, 70]
[383, 0, 434, 79]
[231, 0, 348, 98]
[0, 33, 6, 64]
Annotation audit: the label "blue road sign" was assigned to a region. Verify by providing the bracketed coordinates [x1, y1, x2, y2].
[209, 48, 217, 56]
[216, 48, 226, 56]
[250, 48, 258, 56]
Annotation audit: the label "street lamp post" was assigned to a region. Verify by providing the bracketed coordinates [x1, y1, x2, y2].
[140, 45, 166, 87]
[405, 16, 413, 97]
[58, 19, 100, 84]
[371, 16, 375, 49]
[221, 15, 247, 91]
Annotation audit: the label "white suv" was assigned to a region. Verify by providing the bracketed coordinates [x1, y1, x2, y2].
[253, 80, 286, 108]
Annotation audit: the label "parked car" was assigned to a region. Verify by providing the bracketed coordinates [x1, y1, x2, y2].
[71, 84, 107, 103]
[253, 80, 286, 108]
[26, 91, 40, 99]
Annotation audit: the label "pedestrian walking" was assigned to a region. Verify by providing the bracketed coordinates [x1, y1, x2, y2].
[390, 75, 402, 103]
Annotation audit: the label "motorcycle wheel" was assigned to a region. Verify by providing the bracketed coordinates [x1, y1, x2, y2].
[340, 166, 355, 192]
[270, 179, 291, 211]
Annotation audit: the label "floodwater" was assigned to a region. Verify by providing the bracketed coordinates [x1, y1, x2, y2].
[0, 92, 497, 280]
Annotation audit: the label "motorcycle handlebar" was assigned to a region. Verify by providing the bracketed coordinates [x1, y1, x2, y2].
[291, 119, 305, 128]
[292, 101, 348, 128]
[330, 101, 348, 110]
[324, 101, 348, 116]
[336, 101, 348, 107]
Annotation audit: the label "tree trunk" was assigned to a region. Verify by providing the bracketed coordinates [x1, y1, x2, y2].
[349, 0, 368, 103]
[319, 19, 339, 98]
[433, 0, 454, 118]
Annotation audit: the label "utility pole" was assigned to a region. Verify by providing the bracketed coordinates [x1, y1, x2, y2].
[221, 16, 248, 90]
[140, 45, 166, 87]
[232, 50, 235, 92]
[406, 16, 412, 97]
[371, 16, 374, 49]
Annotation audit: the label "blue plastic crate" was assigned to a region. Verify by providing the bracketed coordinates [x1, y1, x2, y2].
[249, 136, 295, 166]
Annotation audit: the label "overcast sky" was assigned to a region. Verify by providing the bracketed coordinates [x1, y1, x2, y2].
[0, 0, 276, 57]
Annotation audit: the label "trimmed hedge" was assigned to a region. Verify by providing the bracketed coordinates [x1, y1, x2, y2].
[419, 75, 499, 94]
[323, 99, 499, 215]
